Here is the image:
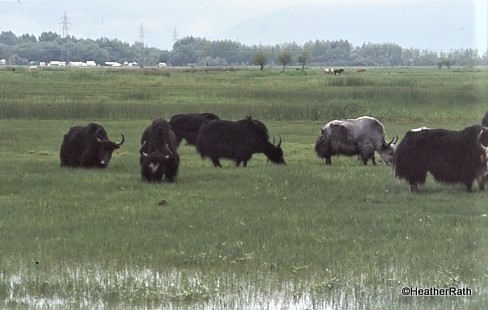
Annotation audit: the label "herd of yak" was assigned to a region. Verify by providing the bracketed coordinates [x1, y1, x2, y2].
[59, 111, 488, 193]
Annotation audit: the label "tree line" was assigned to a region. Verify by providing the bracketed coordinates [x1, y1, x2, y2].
[1, 31, 486, 68]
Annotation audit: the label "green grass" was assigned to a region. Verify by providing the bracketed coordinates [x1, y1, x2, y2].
[1, 66, 486, 122]
[0, 67, 487, 308]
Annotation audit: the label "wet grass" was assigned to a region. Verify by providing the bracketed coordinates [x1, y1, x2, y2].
[0, 67, 487, 308]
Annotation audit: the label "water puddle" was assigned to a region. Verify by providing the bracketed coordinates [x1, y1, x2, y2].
[1, 265, 483, 309]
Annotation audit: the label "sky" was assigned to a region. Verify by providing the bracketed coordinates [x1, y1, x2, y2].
[1, 0, 487, 52]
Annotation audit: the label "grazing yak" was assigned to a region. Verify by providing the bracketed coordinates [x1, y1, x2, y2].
[196, 116, 286, 167]
[60, 123, 124, 168]
[169, 112, 219, 145]
[315, 116, 397, 165]
[140, 118, 179, 182]
[394, 125, 488, 192]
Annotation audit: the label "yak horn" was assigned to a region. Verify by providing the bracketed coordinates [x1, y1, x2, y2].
[394, 135, 399, 144]
[116, 132, 125, 146]
[386, 135, 398, 147]
[277, 135, 282, 147]
[478, 129, 488, 151]
[164, 144, 173, 156]
[139, 141, 147, 154]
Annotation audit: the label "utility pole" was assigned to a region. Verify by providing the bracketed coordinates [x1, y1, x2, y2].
[138, 23, 145, 68]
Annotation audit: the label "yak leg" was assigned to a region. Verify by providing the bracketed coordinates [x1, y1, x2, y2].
[235, 160, 242, 167]
[242, 155, 252, 167]
[325, 157, 332, 165]
[465, 180, 473, 192]
[211, 157, 222, 168]
[477, 175, 486, 191]
[370, 155, 377, 165]
[165, 164, 178, 183]
[360, 145, 374, 165]
[409, 182, 419, 192]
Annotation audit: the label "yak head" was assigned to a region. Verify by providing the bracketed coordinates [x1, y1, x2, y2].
[314, 129, 330, 157]
[478, 128, 488, 168]
[140, 143, 174, 181]
[475, 128, 488, 186]
[95, 129, 125, 167]
[141, 151, 171, 181]
[266, 136, 286, 165]
[379, 135, 398, 166]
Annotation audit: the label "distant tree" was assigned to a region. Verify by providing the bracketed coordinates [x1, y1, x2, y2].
[297, 49, 311, 69]
[0, 31, 18, 45]
[0, 30, 486, 68]
[278, 50, 292, 70]
[8, 53, 28, 65]
[38, 32, 61, 42]
[19, 33, 37, 44]
[253, 50, 268, 70]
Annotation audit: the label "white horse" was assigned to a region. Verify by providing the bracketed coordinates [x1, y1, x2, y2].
[324, 68, 334, 75]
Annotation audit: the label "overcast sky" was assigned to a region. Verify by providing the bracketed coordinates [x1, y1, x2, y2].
[1, 0, 486, 52]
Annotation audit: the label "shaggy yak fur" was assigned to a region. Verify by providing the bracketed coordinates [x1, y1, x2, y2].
[394, 125, 488, 192]
[315, 116, 397, 165]
[140, 118, 180, 182]
[60, 123, 124, 168]
[169, 113, 219, 146]
[195, 116, 285, 167]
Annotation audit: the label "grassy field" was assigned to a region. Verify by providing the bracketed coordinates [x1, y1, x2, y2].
[0, 66, 487, 309]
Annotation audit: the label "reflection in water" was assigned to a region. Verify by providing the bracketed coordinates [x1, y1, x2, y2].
[1, 265, 482, 309]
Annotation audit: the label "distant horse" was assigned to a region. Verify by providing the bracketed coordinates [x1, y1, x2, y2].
[333, 69, 344, 75]
[324, 68, 334, 75]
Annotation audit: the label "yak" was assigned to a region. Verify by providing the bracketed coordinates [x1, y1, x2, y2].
[169, 113, 220, 146]
[195, 117, 286, 167]
[60, 123, 124, 168]
[394, 125, 488, 192]
[315, 116, 397, 165]
[140, 118, 180, 182]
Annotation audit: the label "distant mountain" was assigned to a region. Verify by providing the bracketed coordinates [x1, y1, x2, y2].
[215, 3, 478, 51]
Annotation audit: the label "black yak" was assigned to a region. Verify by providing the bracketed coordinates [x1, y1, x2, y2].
[60, 123, 124, 168]
[394, 125, 488, 192]
[315, 116, 397, 165]
[140, 118, 179, 182]
[169, 113, 220, 146]
[195, 117, 285, 167]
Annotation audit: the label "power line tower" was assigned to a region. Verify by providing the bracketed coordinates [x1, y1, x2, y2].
[60, 11, 71, 62]
[138, 23, 145, 68]
[172, 27, 179, 45]
[60, 11, 70, 38]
